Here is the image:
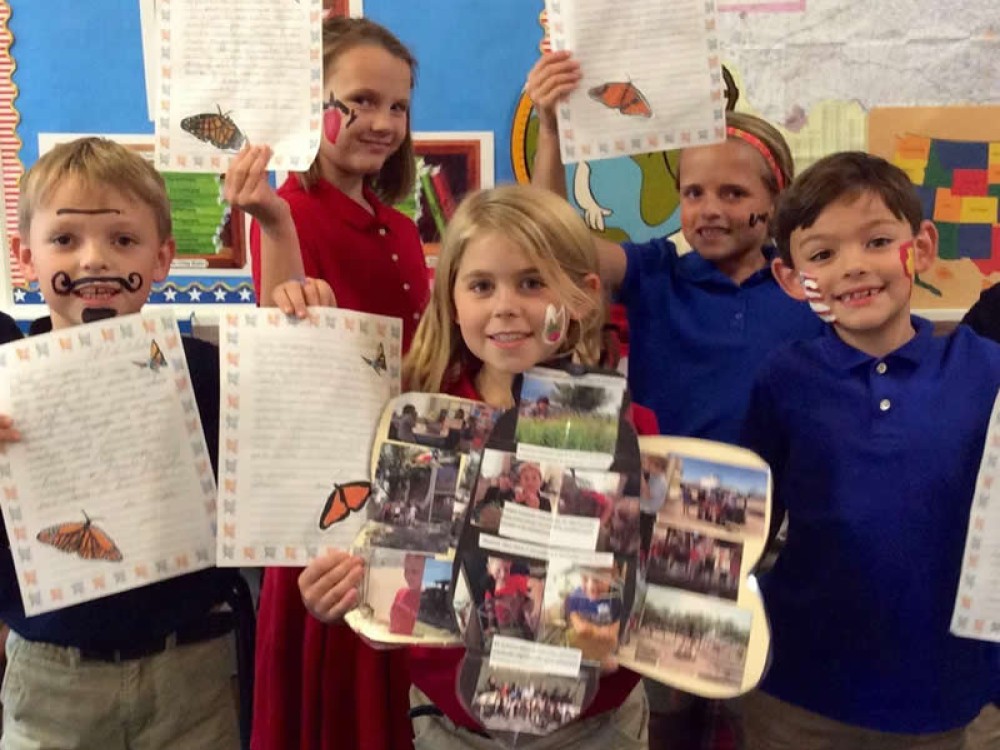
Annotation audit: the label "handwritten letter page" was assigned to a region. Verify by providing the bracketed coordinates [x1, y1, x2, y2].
[0, 312, 217, 615]
[155, 0, 322, 172]
[952, 390, 1000, 642]
[545, 0, 725, 163]
[219, 309, 401, 566]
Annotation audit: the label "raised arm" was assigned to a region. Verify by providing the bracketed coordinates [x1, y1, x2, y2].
[526, 52, 627, 290]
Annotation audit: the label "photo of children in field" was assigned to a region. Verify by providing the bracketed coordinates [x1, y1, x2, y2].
[660, 455, 769, 537]
[470, 664, 585, 736]
[515, 370, 626, 459]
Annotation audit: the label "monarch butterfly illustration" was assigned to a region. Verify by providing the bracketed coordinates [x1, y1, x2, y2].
[181, 106, 247, 151]
[588, 82, 653, 118]
[133, 340, 167, 372]
[319, 481, 371, 530]
[362, 342, 387, 375]
[37, 511, 123, 562]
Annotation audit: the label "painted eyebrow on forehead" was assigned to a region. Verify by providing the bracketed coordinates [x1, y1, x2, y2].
[56, 208, 122, 215]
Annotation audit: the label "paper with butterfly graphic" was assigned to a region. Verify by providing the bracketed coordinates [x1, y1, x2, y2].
[343, 391, 502, 646]
[543, 0, 726, 164]
[154, 0, 324, 172]
[217, 308, 401, 567]
[951, 388, 1000, 642]
[0, 312, 217, 616]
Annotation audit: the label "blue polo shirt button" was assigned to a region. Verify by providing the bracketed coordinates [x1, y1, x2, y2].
[879, 399, 891, 412]
[876, 362, 887, 374]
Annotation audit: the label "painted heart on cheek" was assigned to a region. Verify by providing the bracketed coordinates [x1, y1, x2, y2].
[323, 106, 343, 145]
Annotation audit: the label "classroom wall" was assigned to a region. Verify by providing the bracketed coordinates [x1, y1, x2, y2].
[10, 1, 544, 184]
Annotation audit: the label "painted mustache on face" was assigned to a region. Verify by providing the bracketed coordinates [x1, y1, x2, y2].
[51, 271, 143, 296]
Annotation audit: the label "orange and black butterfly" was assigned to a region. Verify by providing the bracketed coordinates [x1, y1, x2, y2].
[181, 106, 247, 151]
[37, 511, 123, 562]
[588, 82, 653, 118]
[319, 481, 371, 530]
[133, 340, 167, 372]
[362, 342, 387, 375]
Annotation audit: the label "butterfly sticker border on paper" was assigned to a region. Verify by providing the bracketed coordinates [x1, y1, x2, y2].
[362, 342, 387, 376]
[319, 481, 372, 530]
[180, 105, 247, 151]
[133, 340, 168, 372]
[36, 511, 123, 562]
[588, 81, 653, 119]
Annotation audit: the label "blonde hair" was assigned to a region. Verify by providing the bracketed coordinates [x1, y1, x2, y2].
[298, 16, 417, 205]
[676, 112, 794, 197]
[18, 137, 171, 240]
[404, 184, 602, 393]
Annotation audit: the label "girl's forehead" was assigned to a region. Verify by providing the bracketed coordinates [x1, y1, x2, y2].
[679, 139, 770, 187]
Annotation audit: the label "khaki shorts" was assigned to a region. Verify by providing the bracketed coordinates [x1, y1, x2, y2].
[1, 630, 239, 750]
[742, 689, 983, 750]
[410, 681, 648, 750]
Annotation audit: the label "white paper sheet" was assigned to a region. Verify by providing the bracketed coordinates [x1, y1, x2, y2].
[155, 0, 323, 172]
[951, 390, 1000, 642]
[218, 309, 401, 566]
[0, 312, 217, 616]
[545, 0, 726, 164]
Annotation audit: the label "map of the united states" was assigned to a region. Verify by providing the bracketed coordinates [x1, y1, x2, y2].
[893, 135, 1000, 275]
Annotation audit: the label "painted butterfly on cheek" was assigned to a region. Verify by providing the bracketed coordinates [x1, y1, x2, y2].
[37, 512, 123, 562]
[319, 481, 371, 529]
[362, 342, 387, 375]
[588, 82, 653, 118]
[133, 340, 167, 372]
[181, 105, 247, 151]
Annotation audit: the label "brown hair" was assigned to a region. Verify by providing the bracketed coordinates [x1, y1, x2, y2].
[18, 137, 171, 240]
[298, 16, 417, 205]
[676, 112, 794, 196]
[403, 184, 603, 394]
[773, 151, 923, 265]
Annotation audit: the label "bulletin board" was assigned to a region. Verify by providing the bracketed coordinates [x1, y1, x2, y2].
[1, 0, 539, 318]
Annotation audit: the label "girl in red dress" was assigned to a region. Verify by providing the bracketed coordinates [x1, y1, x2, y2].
[297, 184, 653, 749]
[224, 17, 427, 750]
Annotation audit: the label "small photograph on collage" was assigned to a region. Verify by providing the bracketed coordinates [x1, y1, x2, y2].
[387, 395, 497, 454]
[515, 370, 626, 467]
[362, 550, 456, 639]
[660, 455, 768, 537]
[557, 470, 641, 555]
[368, 443, 460, 553]
[470, 449, 561, 532]
[648, 528, 743, 601]
[470, 664, 585, 736]
[539, 557, 626, 662]
[619, 587, 752, 688]
[463, 547, 548, 646]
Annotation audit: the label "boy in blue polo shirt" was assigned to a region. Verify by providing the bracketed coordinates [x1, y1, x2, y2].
[0, 137, 240, 749]
[743, 151, 1000, 749]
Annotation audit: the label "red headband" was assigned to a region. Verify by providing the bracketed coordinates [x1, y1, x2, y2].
[726, 126, 786, 191]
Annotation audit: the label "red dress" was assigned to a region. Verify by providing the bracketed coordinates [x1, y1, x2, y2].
[249, 176, 429, 750]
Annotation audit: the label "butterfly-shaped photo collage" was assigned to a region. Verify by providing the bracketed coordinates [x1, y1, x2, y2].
[344, 391, 502, 646]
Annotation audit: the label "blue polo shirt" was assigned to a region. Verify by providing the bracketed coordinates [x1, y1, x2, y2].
[618, 238, 823, 443]
[742, 317, 1000, 732]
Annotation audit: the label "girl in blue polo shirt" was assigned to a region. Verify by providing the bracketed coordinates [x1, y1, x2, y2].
[527, 52, 823, 445]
